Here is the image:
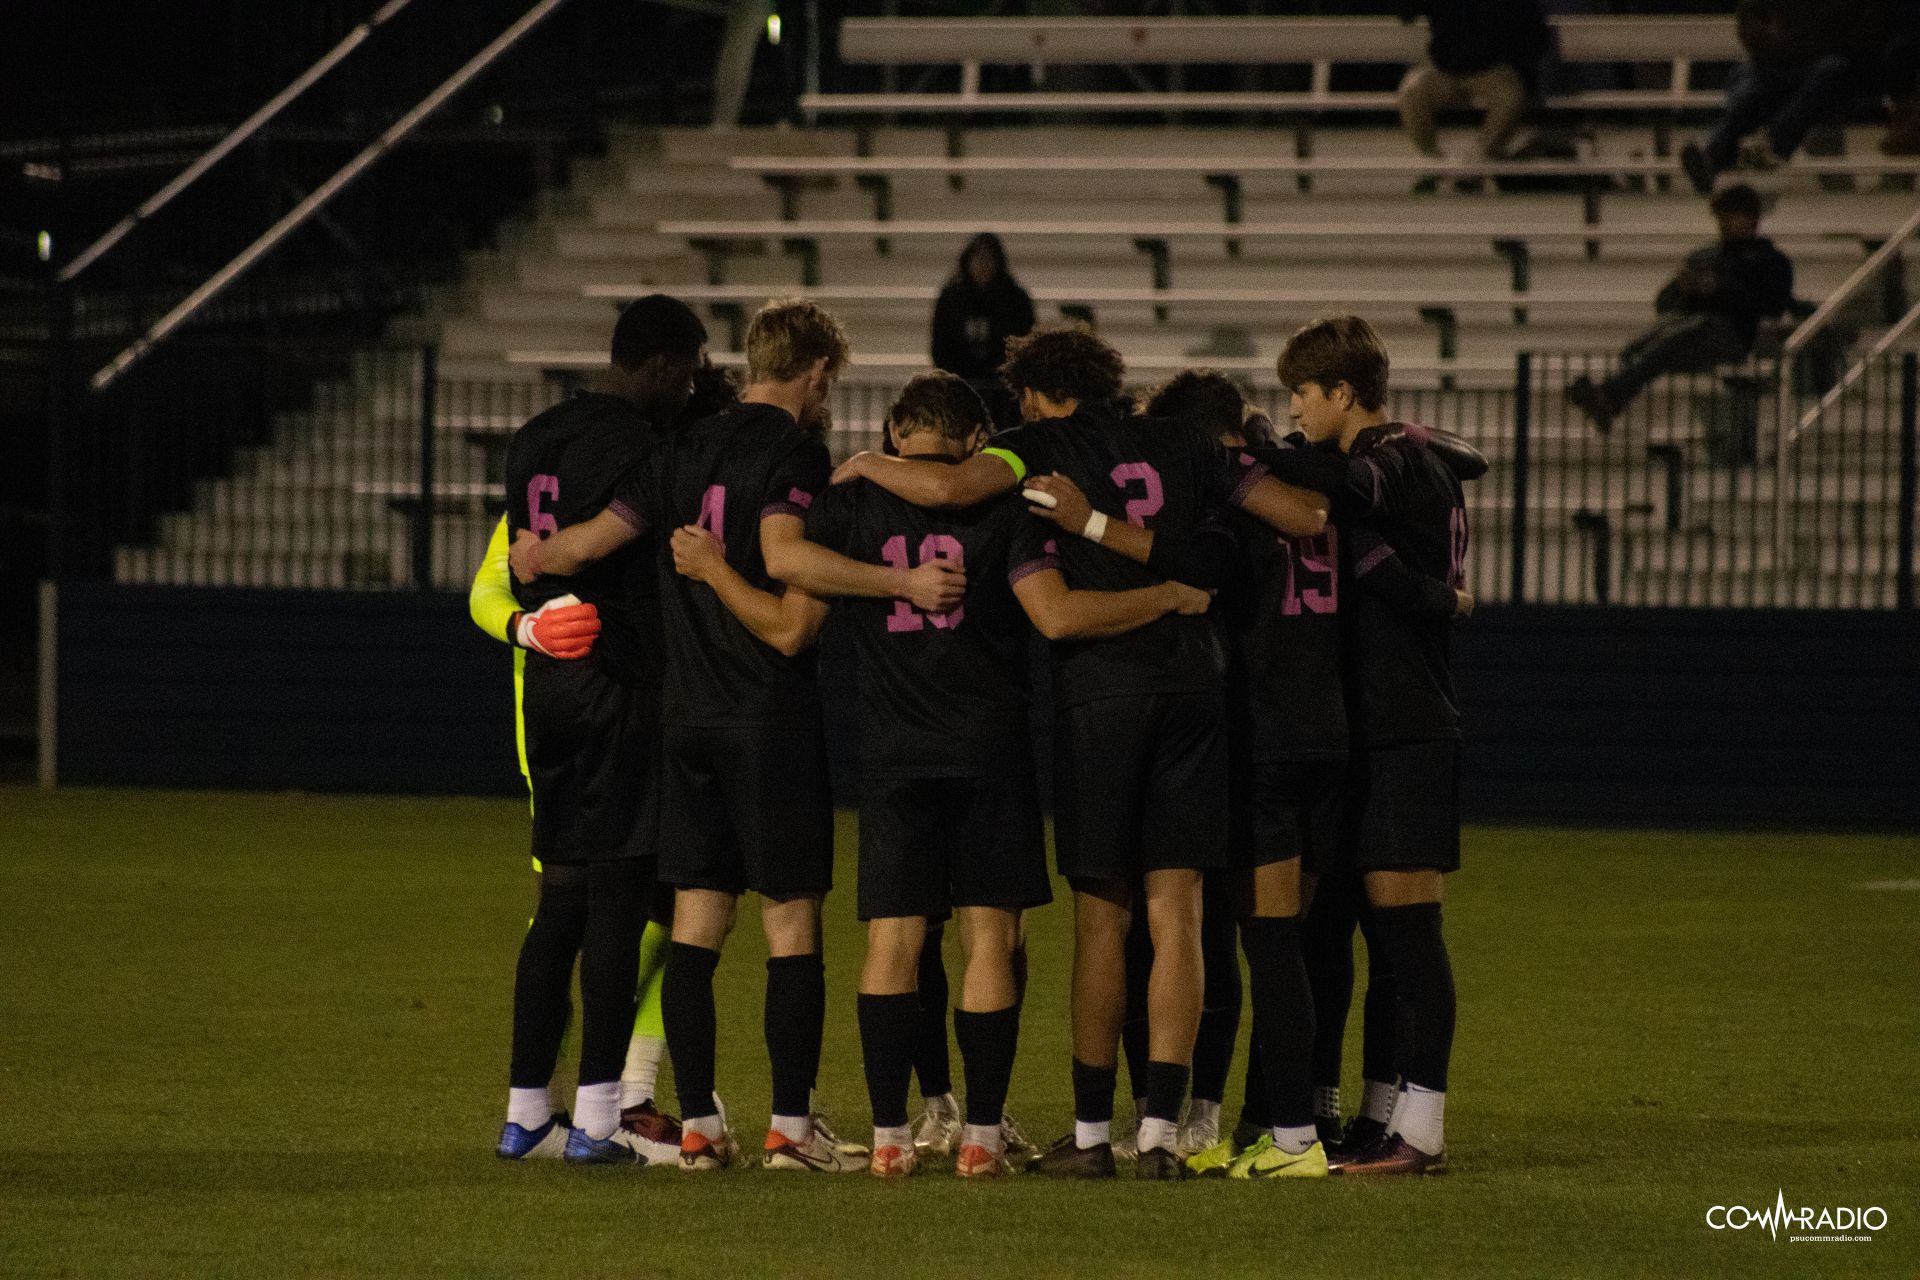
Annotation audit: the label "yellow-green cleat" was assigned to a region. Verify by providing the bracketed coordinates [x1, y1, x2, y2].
[1226, 1135, 1330, 1180]
[1183, 1135, 1245, 1179]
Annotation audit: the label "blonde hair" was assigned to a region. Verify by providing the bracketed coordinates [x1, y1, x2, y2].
[746, 297, 851, 384]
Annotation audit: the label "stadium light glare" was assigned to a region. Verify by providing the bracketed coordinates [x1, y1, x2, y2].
[767, 12, 781, 45]
[37, 231, 51, 262]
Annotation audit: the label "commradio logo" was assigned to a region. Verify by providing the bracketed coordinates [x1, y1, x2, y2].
[1706, 1190, 1887, 1244]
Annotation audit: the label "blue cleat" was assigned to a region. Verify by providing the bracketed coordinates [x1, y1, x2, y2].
[563, 1127, 650, 1166]
[496, 1110, 570, 1160]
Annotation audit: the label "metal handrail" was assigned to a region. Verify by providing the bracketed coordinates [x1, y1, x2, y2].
[1773, 201, 1920, 578]
[59, 0, 418, 283]
[1788, 297, 1920, 445]
[90, 0, 575, 393]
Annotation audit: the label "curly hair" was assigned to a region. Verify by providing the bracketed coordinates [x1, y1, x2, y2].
[998, 324, 1126, 405]
[1144, 369, 1247, 445]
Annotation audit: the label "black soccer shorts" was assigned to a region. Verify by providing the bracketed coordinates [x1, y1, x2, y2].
[856, 772, 1052, 922]
[1328, 739, 1462, 876]
[1051, 691, 1231, 883]
[657, 720, 835, 898]
[522, 654, 659, 867]
[1232, 758, 1348, 870]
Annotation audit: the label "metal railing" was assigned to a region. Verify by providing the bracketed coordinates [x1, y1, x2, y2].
[86, 346, 1919, 609]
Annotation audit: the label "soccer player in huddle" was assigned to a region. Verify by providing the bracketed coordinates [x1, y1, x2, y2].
[1271, 315, 1474, 1175]
[804, 372, 1053, 1176]
[833, 326, 1327, 1178]
[512, 299, 963, 1174]
[490, 295, 707, 1164]
[473, 353, 744, 1162]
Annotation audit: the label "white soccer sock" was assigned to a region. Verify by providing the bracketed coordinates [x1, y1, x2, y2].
[1185, 1098, 1221, 1131]
[1136, 1116, 1178, 1154]
[1391, 1084, 1446, 1156]
[1361, 1079, 1398, 1124]
[684, 1112, 724, 1142]
[574, 1082, 621, 1140]
[961, 1122, 1002, 1155]
[771, 1113, 813, 1144]
[1074, 1120, 1111, 1150]
[1314, 1084, 1342, 1120]
[507, 1086, 551, 1130]
[874, 1124, 913, 1153]
[1271, 1124, 1317, 1155]
[619, 1034, 666, 1110]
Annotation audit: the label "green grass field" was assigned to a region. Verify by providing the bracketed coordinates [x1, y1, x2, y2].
[2, 787, 1916, 1279]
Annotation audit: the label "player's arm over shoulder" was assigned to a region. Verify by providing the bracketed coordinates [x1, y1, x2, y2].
[833, 447, 1020, 509]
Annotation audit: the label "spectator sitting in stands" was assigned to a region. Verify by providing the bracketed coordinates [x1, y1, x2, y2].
[930, 232, 1035, 430]
[1681, 0, 1909, 194]
[1567, 185, 1793, 434]
[1395, 0, 1554, 191]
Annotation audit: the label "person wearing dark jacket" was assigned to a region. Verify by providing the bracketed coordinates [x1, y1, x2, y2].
[1568, 186, 1794, 433]
[1681, 0, 1913, 193]
[931, 233, 1036, 428]
[1395, 0, 1555, 170]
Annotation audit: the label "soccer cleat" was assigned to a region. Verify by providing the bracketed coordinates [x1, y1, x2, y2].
[563, 1127, 650, 1166]
[1025, 1134, 1116, 1180]
[677, 1128, 737, 1174]
[810, 1108, 870, 1157]
[618, 1099, 682, 1166]
[1111, 1101, 1145, 1161]
[1327, 1114, 1391, 1166]
[998, 1111, 1036, 1156]
[912, 1092, 962, 1157]
[1332, 1135, 1446, 1176]
[763, 1128, 867, 1173]
[1183, 1134, 1246, 1179]
[1134, 1145, 1191, 1181]
[955, 1143, 1012, 1178]
[1314, 1115, 1345, 1151]
[1227, 1135, 1330, 1180]
[869, 1144, 918, 1180]
[496, 1111, 570, 1160]
[1176, 1108, 1220, 1158]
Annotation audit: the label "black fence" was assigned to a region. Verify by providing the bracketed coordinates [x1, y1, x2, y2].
[65, 343, 1919, 609]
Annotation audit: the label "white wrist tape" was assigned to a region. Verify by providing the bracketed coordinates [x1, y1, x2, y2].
[1083, 510, 1109, 544]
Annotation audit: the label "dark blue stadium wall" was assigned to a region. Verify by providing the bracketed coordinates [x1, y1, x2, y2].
[47, 584, 1920, 827]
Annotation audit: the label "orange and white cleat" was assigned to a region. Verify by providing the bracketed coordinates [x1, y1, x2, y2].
[955, 1143, 1012, 1178]
[868, 1144, 918, 1179]
[677, 1128, 736, 1174]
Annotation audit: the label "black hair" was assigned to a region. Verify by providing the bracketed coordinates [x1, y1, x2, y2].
[953, 232, 1013, 287]
[610, 294, 707, 370]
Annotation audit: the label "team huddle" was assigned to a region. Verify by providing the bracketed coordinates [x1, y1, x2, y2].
[467, 294, 1480, 1180]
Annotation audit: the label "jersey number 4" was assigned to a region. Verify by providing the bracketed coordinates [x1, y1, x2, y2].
[882, 534, 964, 632]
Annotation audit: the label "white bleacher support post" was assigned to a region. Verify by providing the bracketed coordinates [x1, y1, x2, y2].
[962, 62, 981, 102]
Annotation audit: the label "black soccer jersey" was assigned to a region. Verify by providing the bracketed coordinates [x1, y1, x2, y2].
[613, 401, 831, 726]
[1219, 441, 1348, 762]
[1339, 425, 1470, 746]
[983, 400, 1242, 709]
[505, 391, 661, 682]
[807, 464, 1033, 778]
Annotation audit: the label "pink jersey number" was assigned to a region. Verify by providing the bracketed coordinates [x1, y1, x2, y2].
[696, 484, 727, 550]
[881, 534, 966, 633]
[1280, 529, 1339, 616]
[527, 475, 560, 537]
[1109, 462, 1165, 527]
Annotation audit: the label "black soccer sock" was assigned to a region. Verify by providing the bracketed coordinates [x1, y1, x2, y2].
[1191, 894, 1242, 1103]
[857, 992, 920, 1131]
[1240, 1030, 1271, 1130]
[1303, 877, 1360, 1088]
[664, 941, 721, 1121]
[1356, 900, 1403, 1086]
[508, 866, 589, 1089]
[1071, 1058, 1118, 1127]
[1143, 1061, 1190, 1125]
[912, 924, 953, 1098]
[1367, 903, 1455, 1092]
[1241, 915, 1316, 1130]
[954, 1005, 1021, 1130]
[765, 953, 827, 1119]
[576, 860, 647, 1087]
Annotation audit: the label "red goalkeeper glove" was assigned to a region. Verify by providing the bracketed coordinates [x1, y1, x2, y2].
[514, 594, 600, 659]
